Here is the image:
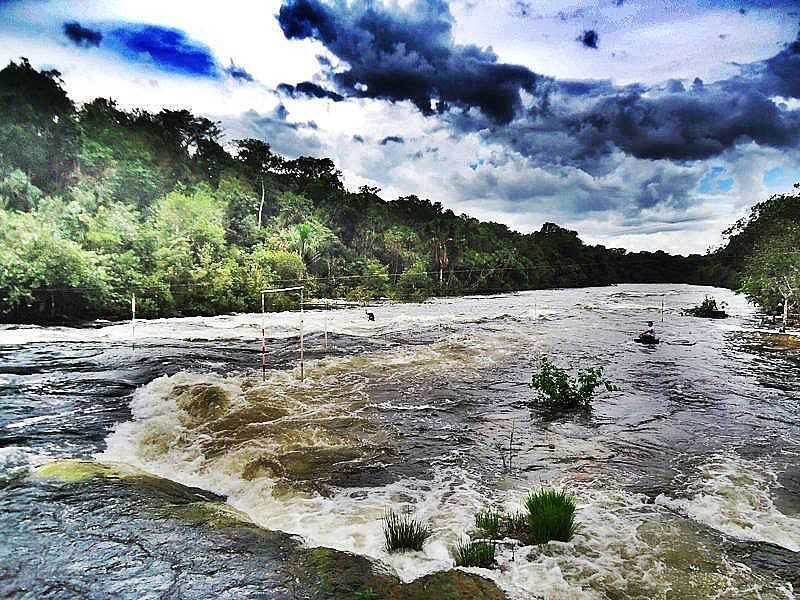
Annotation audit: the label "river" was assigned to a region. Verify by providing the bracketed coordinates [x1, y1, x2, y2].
[1, 284, 799, 599]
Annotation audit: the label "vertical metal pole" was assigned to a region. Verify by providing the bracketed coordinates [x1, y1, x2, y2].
[324, 297, 329, 351]
[299, 289, 305, 381]
[261, 292, 266, 382]
[661, 298, 664, 323]
[131, 293, 136, 347]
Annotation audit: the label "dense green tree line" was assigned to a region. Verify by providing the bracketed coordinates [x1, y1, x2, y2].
[701, 186, 800, 326]
[0, 59, 722, 323]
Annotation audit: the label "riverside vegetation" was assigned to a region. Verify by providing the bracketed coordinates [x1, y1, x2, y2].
[4, 58, 797, 324]
[381, 487, 579, 569]
[450, 488, 579, 568]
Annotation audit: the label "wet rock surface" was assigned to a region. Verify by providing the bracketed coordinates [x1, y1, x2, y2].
[0, 462, 505, 599]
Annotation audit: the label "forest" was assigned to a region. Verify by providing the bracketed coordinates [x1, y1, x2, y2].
[0, 58, 795, 323]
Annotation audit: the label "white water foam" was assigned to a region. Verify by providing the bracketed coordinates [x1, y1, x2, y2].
[656, 453, 800, 552]
[99, 370, 795, 599]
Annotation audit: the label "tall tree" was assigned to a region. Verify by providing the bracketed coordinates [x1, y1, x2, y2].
[739, 223, 800, 329]
[235, 139, 281, 228]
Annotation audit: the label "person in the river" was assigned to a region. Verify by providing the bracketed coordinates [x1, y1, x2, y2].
[365, 309, 375, 321]
[641, 321, 655, 337]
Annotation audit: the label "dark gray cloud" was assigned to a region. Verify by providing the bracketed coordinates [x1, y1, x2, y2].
[564, 82, 800, 161]
[453, 33, 800, 167]
[276, 0, 800, 166]
[758, 32, 800, 99]
[578, 29, 599, 49]
[220, 106, 323, 158]
[379, 135, 404, 145]
[278, 81, 344, 101]
[224, 60, 253, 81]
[63, 21, 102, 47]
[277, 0, 538, 122]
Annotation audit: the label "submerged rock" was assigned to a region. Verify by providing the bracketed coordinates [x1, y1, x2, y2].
[33, 459, 120, 482]
[175, 383, 231, 421]
[294, 547, 505, 600]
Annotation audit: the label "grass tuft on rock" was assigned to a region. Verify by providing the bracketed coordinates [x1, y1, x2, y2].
[383, 508, 432, 553]
[452, 539, 496, 568]
[524, 488, 577, 544]
[473, 508, 504, 539]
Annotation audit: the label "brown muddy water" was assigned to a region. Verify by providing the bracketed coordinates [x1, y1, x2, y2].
[1, 284, 799, 599]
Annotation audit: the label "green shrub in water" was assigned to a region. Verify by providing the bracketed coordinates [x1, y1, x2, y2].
[383, 508, 432, 553]
[524, 488, 577, 544]
[452, 539, 496, 568]
[530, 356, 618, 409]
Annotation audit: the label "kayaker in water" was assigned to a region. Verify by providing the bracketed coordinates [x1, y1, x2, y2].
[642, 321, 655, 337]
[636, 321, 659, 344]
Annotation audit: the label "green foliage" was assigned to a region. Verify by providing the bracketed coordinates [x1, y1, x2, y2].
[463, 489, 577, 555]
[346, 259, 391, 301]
[452, 539, 496, 568]
[501, 511, 529, 540]
[685, 296, 728, 318]
[396, 259, 432, 299]
[0, 59, 79, 190]
[0, 59, 742, 322]
[0, 169, 42, 210]
[530, 356, 618, 409]
[383, 509, 432, 553]
[473, 509, 504, 540]
[0, 208, 110, 317]
[524, 488, 577, 544]
[738, 221, 800, 323]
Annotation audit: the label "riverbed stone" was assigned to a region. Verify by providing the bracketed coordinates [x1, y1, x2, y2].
[14, 460, 508, 599]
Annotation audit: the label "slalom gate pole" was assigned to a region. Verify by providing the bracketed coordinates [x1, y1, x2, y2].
[324, 297, 329, 351]
[131, 293, 136, 348]
[299, 289, 305, 382]
[261, 293, 267, 382]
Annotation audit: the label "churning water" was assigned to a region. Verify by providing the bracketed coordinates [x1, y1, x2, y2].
[2, 284, 799, 598]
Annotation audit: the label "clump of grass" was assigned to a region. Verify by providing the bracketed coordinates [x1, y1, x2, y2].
[474, 508, 504, 539]
[383, 508, 432, 553]
[524, 488, 577, 544]
[501, 511, 529, 540]
[452, 539, 496, 568]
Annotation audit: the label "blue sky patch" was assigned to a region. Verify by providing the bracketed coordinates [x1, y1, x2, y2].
[764, 166, 800, 190]
[697, 165, 728, 193]
[109, 24, 218, 78]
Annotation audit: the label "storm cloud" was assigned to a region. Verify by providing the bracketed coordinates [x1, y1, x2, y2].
[277, 0, 800, 166]
[379, 135, 404, 145]
[63, 21, 102, 47]
[277, 0, 538, 122]
[278, 81, 344, 101]
[578, 29, 598, 49]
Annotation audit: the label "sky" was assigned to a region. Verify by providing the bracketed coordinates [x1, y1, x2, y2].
[1, 0, 799, 254]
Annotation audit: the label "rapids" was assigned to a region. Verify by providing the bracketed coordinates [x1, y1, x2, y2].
[2, 284, 799, 598]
